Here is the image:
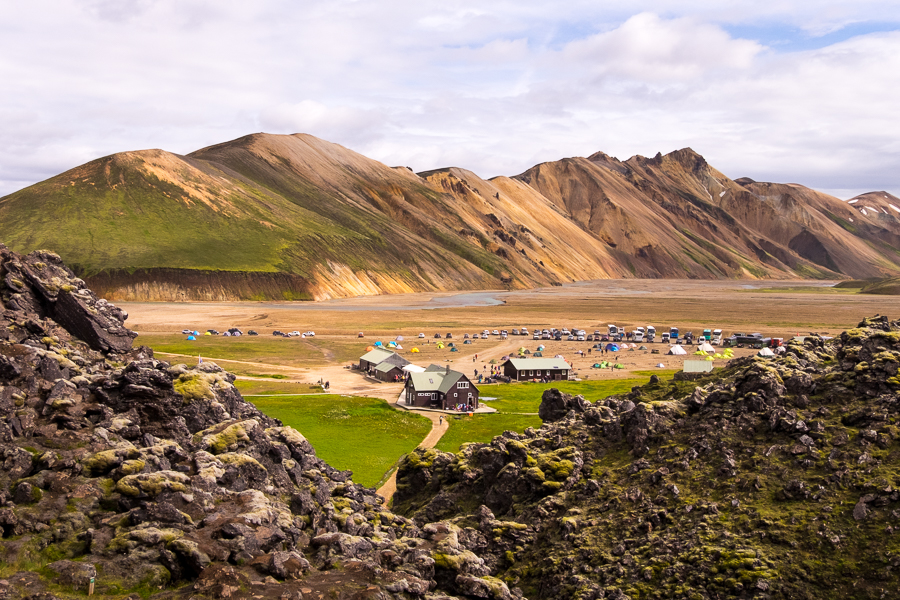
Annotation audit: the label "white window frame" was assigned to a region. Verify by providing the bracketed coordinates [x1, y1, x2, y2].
[457, 381, 469, 389]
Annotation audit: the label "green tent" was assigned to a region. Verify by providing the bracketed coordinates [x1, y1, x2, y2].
[450, 347, 459, 352]
[534, 352, 543, 357]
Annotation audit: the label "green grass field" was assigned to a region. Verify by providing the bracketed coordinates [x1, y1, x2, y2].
[435, 413, 542, 452]
[248, 394, 431, 487]
[436, 372, 679, 452]
[234, 380, 322, 395]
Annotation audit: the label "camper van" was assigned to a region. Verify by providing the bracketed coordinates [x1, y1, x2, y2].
[633, 327, 645, 343]
[669, 327, 679, 343]
[702, 329, 712, 341]
[661, 332, 670, 343]
[712, 329, 723, 345]
[608, 324, 619, 337]
[647, 326, 656, 342]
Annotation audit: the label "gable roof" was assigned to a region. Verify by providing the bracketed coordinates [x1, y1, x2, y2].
[425, 364, 446, 372]
[360, 348, 410, 367]
[408, 369, 469, 394]
[360, 348, 394, 363]
[374, 361, 404, 373]
[504, 358, 570, 371]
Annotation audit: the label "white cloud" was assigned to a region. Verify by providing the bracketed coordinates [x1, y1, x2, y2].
[0, 1, 899, 198]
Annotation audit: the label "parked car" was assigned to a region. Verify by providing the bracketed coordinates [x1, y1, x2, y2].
[533, 332, 541, 340]
[577, 335, 585, 341]
[511, 329, 519, 336]
[248, 330, 258, 335]
[492, 330, 500, 335]
[567, 334, 575, 341]
[418, 333, 425, 338]
[446, 333, 453, 339]
[181, 329, 192, 334]
[207, 329, 219, 335]
[521, 328, 529, 335]
[463, 333, 470, 338]
[304, 331, 315, 337]
[273, 330, 284, 336]
[434, 333, 442, 338]
[289, 331, 301, 337]
[481, 333, 489, 339]
[358, 332, 365, 337]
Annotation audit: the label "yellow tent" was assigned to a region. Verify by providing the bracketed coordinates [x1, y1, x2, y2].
[204, 332, 212, 336]
[411, 348, 420, 353]
[436, 343, 445, 349]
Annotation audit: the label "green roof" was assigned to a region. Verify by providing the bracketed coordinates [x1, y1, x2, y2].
[374, 362, 403, 373]
[409, 368, 466, 394]
[360, 348, 394, 363]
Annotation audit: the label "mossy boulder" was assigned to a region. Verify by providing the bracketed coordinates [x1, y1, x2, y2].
[116, 470, 190, 497]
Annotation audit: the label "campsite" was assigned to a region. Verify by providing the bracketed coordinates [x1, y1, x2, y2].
[123, 278, 900, 491]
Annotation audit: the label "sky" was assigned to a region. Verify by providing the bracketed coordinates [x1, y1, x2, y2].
[1, 1, 899, 199]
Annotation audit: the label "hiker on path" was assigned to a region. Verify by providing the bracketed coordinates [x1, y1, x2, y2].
[439, 415, 443, 425]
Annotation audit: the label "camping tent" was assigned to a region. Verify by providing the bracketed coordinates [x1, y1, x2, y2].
[537, 345, 545, 351]
[388, 341, 397, 347]
[554, 354, 564, 359]
[605, 343, 619, 352]
[436, 343, 445, 349]
[395, 344, 403, 350]
[187, 336, 196, 340]
[668, 345, 687, 355]
[592, 363, 602, 368]
[533, 352, 543, 357]
[758, 347, 775, 357]
[365, 346, 374, 352]
[699, 342, 715, 353]
[193, 331, 199, 336]
[411, 348, 420, 353]
[204, 332, 212, 336]
[463, 340, 472, 344]
[523, 349, 531, 354]
[402, 364, 426, 373]
[639, 345, 648, 350]
[374, 341, 383, 346]
[450, 347, 459, 352]
[396, 335, 404, 341]
[656, 363, 666, 368]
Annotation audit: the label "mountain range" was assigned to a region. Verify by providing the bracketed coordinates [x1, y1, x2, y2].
[1, 133, 899, 301]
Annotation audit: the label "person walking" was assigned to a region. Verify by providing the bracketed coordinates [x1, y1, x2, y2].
[439, 415, 443, 425]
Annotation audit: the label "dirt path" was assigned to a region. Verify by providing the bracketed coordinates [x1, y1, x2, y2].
[376, 410, 448, 503]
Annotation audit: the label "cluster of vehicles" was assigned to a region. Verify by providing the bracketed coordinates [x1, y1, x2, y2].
[182, 328, 259, 337]
[181, 328, 317, 338]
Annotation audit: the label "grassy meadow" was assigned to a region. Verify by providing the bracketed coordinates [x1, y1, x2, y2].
[435, 371, 678, 452]
[248, 394, 431, 487]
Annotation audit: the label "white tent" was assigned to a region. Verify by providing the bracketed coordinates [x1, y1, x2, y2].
[402, 364, 426, 373]
[656, 363, 666, 368]
[395, 344, 403, 350]
[758, 347, 775, 357]
[667, 345, 687, 355]
[396, 335, 404, 341]
[698, 342, 715, 353]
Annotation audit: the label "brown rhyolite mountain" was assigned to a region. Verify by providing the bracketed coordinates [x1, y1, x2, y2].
[1, 134, 899, 301]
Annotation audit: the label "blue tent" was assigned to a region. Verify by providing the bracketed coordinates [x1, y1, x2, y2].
[605, 343, 619, 352]
[192, 331, 199, 336]
[374, 341, 383, 346]
[187, 336, 196, 340]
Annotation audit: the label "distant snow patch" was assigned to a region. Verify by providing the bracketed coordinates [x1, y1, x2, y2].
[861, 208, 868, 215]
[889, 204, 900, 213]
[848, 199, 859, 204]
[849, 217, 854, 222]
[719, 191, 726, 197]
[866, 206, 878, 212]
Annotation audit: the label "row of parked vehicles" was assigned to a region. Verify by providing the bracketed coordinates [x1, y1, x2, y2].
[181, 328, 316, 338]
[182, 328, 259, 336]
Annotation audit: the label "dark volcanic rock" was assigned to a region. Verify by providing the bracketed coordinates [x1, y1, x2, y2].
[0, 245, 503, 600]
[538, 388, 590, 422]
[395, 315, 900, 600]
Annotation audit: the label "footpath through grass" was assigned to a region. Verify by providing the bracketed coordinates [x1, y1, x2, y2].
[437, 371, 678, 452]
[249, 394, 431, 487]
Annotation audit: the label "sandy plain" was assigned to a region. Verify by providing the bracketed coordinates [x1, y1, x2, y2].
[121, 278, 900, 395]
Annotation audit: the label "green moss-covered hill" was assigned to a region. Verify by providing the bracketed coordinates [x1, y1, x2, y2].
[2, 133, 900, 301]
[394, 316, 900, 599]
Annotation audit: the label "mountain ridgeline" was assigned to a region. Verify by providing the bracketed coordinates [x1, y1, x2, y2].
[1, 134, 899, 300]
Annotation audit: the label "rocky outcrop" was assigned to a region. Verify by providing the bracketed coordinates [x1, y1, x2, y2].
[395, 315, 900, 599]
[0, 245, 518, 600]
